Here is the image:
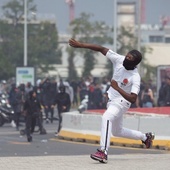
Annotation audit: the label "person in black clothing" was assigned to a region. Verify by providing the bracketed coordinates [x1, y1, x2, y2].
[141, 84, 154, 108]
[17, 84, 26, 130]
[40, 78, 57, 123]
[54, 85, 71, 136]
[161, 76, 170, 106]
[23, 90, 42, 142]
[79, 83, 89, 102]
[157, 80, 166, 106]
[8, 84, 24, 130]
[8, 84, 17, 125]
[91, 83, 103, 109]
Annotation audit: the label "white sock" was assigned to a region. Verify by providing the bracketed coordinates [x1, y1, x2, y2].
[100, 147, 108, 154]
[142, 134, 147, 141]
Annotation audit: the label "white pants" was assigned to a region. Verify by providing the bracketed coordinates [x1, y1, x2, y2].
[100, 99, 146, 150]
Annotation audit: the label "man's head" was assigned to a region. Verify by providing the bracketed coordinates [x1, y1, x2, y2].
[29, 90, 37, 99]
[123, 50, 142, 70]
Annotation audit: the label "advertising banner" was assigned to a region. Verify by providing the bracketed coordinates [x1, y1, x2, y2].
[16, 67, 35, 86]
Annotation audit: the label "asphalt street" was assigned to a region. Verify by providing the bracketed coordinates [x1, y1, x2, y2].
[0, 121, 169, 156]
[0, 120, 170, 170]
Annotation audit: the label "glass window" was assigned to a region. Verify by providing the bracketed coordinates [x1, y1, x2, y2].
[149, 36, 163, 43]
[165, 37, 170, 43]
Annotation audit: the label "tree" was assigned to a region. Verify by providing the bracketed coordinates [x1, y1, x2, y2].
[0, 0, 61, 79]
[2, 0, 36, 26]
[68, 13, 112, 78]
[66, 46, 78, 80]
[106, 26, 138, 77]
[27, 21, 62, 75]
[140, 45, 155, 82]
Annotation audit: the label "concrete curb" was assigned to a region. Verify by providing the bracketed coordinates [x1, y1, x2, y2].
[58, 130, 170, 150]
[59, 111, 170, 150]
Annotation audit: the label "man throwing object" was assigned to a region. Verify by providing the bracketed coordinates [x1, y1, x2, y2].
[69, 38, 155, 163]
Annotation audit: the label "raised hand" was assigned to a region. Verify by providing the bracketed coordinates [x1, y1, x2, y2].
[69, 38, 82, 48]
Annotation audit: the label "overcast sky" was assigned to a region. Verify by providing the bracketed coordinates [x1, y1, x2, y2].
[1, 0, 170, 33]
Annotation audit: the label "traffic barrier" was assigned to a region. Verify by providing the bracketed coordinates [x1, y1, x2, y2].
[59, 110, 170, 150]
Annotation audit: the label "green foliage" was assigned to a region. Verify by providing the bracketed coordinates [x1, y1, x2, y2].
[117, 27, 137, 54]
[68, 13, 112, 78]
[0, 0, 61, 79]
[82, 50, 96, 77]
[2, 0, 36, 25]
[27, 22, 61, 67]
[106, 26, 137, 78]
[140, 45, 155, 81]
[67, 47, 78, 80]
[69, 14, 154, 80]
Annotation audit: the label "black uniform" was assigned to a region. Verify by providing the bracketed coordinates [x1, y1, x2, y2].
[54, 85, 71, 134]
[23, 90, 42, 142]
[40, 79, 57, 123]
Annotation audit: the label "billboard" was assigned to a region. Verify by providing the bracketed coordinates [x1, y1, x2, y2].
[16, 67, 35, 86]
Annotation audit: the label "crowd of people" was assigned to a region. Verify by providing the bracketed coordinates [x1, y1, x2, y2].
[0, 78, 72, 142]
[0, 73, 170, 142]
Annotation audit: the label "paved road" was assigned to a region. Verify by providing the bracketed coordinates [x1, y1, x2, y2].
[0, 122, 170, 170]
[0, 122, 168, 156]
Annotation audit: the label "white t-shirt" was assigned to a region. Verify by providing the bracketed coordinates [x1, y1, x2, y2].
[106, 50, 141, 102]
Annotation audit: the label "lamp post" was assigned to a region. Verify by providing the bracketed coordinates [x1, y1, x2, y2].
[24, 0, 27, 66]
[137, 0, 141, 52]
[113, 0, 117, 52]
[137, 0, 141, 75]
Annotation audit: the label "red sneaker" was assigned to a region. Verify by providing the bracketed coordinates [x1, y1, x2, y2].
[142, 132, 155, 148]
[90, 149, 107, 163]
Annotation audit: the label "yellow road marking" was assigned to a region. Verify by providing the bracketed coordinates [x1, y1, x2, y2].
[8, 141, 30, 145]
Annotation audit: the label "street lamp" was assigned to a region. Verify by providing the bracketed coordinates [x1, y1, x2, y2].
[24, 0, 27, 66]
[113, 0, 117, 52]
[137, 0, 141, 75]
[137, 0, 141, 52]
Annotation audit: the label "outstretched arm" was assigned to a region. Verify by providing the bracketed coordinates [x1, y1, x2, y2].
[69, 38, 109, 56]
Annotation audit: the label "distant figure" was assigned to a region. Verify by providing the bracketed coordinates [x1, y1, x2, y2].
[91, 83, 103, 109]
[23, 90, 42, 142]
[157, 80, 166, 106]
[25, 82, 33, 95]
[141, 84, 154, 108]
[40, 78, 57, 123]
[159, 76, 170, 106]
[54, 85, 71, 136]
